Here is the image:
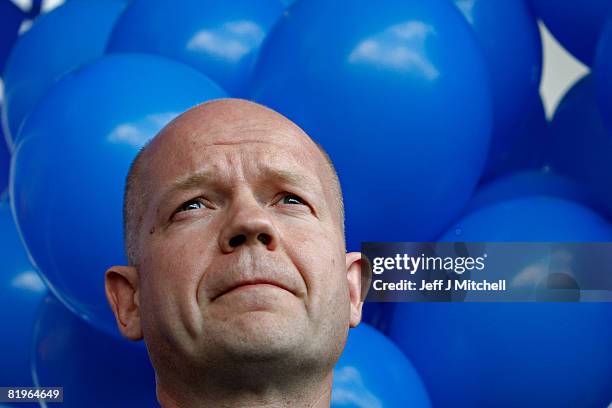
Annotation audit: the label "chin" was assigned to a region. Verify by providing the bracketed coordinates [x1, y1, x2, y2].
[216, 311, 306, 360]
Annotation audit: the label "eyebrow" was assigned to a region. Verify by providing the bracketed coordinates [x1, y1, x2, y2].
[261, 168, 321, 193]
[156, 167, 323, 210]
[156, 170, 217, 209]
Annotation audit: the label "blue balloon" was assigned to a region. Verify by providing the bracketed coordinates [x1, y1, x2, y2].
[107, 0, 284, 96]
[0, 197, 47, 388]
[250, 0, 493, 250]
[547, 74, 612, 219]
[27, 0, 42, 19]
[11, 53, 227, 336]
[0, 105, 10, 194]
[360, 302, 396, 335]
[333, 323, 430, 408]
[391, 302, 612, 408]
[465, 169, 603, 217]
[279, 0, 296, 7]
[32, 296, 157, 407]
[481, 93, 549, 182]
[389, 197, 612, 407]
[452, 0, 542, 179]
[594, 17, 612, 133]
[530, 0, 612, 66]
[449, 196, 612, 242]
[0, 0, 25, 73]
[2, 0, 127, 148]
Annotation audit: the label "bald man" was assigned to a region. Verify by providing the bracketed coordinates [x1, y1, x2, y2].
[104, 98, 366, 408]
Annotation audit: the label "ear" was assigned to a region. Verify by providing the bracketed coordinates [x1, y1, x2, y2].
[105, 265, 143, 340]
[345, 252, 369, 328]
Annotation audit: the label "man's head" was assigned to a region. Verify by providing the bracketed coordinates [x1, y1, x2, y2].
[104, 98, 364, 402]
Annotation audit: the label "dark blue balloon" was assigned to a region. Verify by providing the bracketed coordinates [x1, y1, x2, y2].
[107, 0, 284, 96]
[27, 0, 42, 19]
[481, 93, 549, 182]
[333, 323, 430, 408]
[2, 0, 127, 148]
[530, 0, 612, 66]
[0, 104, 10, 194]
[449, 196, 612, 242]
[0, 0, 25, 74]
[250, 0, 493, 250]
[465, 169, 603, 217]
[547, 74, 612, 219]
[359, 302, 396, 335]
[452, 0, 542, 180]
[390, 197, 612, 407]
[11, 53, 227, 336]
[0, 197, 47, 388]
[32, 296, 157, 407]
[594, 17, 612, 133]
[391, 302, 612, 408]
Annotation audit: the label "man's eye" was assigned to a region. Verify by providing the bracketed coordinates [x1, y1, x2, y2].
[281, 194, 306, 205]
[177, 199, 207, 212]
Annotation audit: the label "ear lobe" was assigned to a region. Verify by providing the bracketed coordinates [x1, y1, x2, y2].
[345, 252, 370, 328]
[105, 265, 143, 340]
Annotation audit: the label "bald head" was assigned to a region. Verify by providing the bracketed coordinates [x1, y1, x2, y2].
[123, 98, 344, 266]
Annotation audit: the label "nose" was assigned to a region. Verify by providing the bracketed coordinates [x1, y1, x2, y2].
[218, 192, 280, 253]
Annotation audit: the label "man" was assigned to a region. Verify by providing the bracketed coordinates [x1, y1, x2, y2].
[104, 98, 366, 407]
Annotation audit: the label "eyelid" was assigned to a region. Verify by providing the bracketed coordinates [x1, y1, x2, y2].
[277, 191, 303, 202]
[277, 192, 314, 214]
[172, 197, 213, 216]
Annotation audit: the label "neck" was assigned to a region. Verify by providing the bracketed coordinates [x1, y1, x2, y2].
[155, 363, 334, 408]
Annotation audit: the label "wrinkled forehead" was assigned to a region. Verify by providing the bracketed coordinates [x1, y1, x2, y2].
[142, 118, 331, 196]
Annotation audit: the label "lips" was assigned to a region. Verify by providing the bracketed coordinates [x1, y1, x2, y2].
[211, 278, 294, 301]
[203, 252, 302, 303]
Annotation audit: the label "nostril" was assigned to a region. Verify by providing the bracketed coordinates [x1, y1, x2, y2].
[257, 233, 271, 246]
[229, 234, 246, 247]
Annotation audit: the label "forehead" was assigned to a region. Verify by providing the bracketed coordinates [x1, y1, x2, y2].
[142, 111, 331, 194]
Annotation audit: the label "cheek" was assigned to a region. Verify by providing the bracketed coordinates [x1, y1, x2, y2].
[281, 222, 347, 308]
[139, 225, 216, 319]
[145, 236, 199, 282]
[280, 215, 341, 253]
[145, 220, 218, 278]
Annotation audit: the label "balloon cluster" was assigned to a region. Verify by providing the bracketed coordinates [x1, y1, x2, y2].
[1, 0, 611, 407]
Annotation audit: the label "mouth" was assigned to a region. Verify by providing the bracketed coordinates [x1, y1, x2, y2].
[212, 279, 293, 301]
